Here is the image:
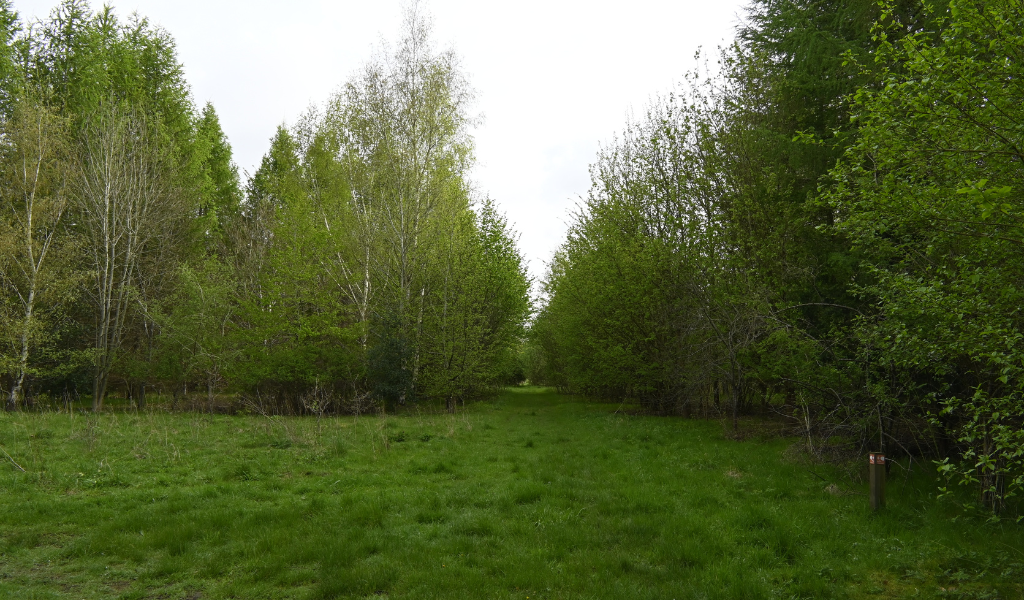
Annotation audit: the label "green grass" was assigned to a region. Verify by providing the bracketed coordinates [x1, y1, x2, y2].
[0, 387, 1021, 599]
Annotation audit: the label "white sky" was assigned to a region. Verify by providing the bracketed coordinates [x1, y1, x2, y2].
[13, 0, 748, 281]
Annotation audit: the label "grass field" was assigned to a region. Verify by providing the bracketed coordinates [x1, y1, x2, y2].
[0, 387, 1022, 599]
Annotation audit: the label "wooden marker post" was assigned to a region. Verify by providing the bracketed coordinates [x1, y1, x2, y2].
[869, 452, 886, 511]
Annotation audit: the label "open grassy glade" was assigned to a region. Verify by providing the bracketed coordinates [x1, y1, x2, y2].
[1, 387, 1021, 599]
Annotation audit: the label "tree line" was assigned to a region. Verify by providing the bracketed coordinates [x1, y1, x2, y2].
[528, 0, 1024, 514]
[0, 1, 531, 415]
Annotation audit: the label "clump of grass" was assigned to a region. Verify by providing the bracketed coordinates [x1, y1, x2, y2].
[0, 386, 1021, 599]
[510, 482, 543, 505]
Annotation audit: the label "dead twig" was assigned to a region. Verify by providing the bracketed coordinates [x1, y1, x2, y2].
[0, 444, 26, 472]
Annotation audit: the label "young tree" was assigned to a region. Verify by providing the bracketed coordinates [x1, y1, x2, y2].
[228, 125, 363, 410]
[335, 2, 475, 403]
[74, 101, 176, 410]
[0, 95, 75, 410]
[193, 102, 242, 245]
[150, 259, 236, 410]
[417, 199, 531, 409]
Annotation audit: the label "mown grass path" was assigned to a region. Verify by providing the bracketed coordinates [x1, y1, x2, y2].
[1, 388, 1022, 599]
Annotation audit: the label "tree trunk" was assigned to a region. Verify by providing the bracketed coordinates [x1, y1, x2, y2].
[78, 104, 169, 416]
[8, 289, 35, 412]
[92, 367, 107, 412]
[3, 376, 14, 412]
[2, 101, 69, 414]
[5, 384, 17, 412]
[732, 383, 739, 433]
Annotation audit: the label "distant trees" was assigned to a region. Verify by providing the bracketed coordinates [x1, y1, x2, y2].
[333, 7, 478, 405]
[229, 6, 530, 410]
[338, 7, 528, 406]
[0, 1, 530, 414]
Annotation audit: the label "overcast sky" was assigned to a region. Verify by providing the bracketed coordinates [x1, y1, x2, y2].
[13, 0, 748, 280]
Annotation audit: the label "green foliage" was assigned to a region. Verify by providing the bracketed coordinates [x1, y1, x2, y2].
[530, 0, 904, 413]
[415, 199, 532, 404]
[26, 1, 193, 139]
[0, 1, 241, 408]
[193, 103, 241, 243]
[533, 88, 717, 403]
[530, 0, 1023, 516]
[830, 0, 1024, 512]
[219, 11, 530, 411]
[0, 2, 528, 413]
[230, 126, 361, 399]
[0, 0, 19, 114]
[150, 259, 237, 404]
[0, 89, 85, 410]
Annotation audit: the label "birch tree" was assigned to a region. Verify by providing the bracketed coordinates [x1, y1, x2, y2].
[74, 102, 172, 410]
[336, 2, 474, 402]
[0, 96, 74, 410]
